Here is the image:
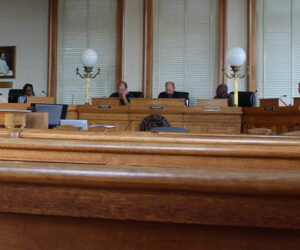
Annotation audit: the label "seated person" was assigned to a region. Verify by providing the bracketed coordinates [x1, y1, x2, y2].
[214, 83, 230, 99]
[110, 81, 134, 105]
[158, 82, 185, 99]
[18, 83, 35, 103]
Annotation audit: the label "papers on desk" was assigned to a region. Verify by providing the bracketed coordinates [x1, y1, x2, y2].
[0, 109, 31, 113]
[90, 125, 116, 129]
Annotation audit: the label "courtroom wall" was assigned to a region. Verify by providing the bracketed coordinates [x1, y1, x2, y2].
[0, 0, 248, 97]
[0, 0, 49, 97]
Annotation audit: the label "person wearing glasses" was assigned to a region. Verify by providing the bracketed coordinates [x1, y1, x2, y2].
[18, 83, 35, 103]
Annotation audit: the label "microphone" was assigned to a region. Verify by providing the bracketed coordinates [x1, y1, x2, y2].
[279, 95, 288, 106]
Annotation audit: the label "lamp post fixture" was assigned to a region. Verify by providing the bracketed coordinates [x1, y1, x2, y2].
[223, 47, 246, 107]
[76, 49, 100, 105]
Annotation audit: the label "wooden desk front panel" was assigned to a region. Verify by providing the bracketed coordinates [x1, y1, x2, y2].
[184, 107, 242, 134]
[77, 105, 242, 133]
[243, 107, 300, 134]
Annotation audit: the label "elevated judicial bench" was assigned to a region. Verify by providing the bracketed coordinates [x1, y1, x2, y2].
[0, 130, 299, 249]
[79, 98, 242, 133]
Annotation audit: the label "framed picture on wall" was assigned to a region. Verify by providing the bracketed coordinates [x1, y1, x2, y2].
[0, 46, 16, 79]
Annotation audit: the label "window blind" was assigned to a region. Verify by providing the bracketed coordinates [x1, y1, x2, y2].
[256, 0, 300, 104]
[152, 0, 219, 105]
[57, 0, 118, 104]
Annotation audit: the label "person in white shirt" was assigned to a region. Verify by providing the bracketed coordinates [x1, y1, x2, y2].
[0, 52, 13, 76]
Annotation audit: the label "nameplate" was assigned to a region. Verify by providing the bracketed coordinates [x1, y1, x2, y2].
[264, 107, 274, 111]
[98, 105, 112, 109]
[204, 107, 220, 112]
[150, 106, 164, 110]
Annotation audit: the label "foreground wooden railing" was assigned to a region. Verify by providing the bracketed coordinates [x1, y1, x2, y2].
[0, 129, 298, 170]
[0, 160, 299, 249]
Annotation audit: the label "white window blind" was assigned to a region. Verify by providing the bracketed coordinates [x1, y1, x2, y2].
[57, 0, 118, 104]
[256, 0, 300, 105]
[152, 0, 219, 105]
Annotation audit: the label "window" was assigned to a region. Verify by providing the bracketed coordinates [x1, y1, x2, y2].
[57, 0, 118, 104]
[256, 0, 300, 104]
[152, 0, 220, 105]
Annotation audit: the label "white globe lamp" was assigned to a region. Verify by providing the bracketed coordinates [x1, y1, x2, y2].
[80, 49, 98, 68]
[224, 47, 247, 107]
[226, 47, 246, 67]
[76, 49, 100, 105]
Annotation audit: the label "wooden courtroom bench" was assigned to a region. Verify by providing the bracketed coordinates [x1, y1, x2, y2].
[0, 160, 299, 249]
[0, 128, 298, 170]
[0, 130, 299, 249]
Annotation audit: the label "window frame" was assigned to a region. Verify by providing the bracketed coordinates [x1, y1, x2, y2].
[47, 0, 125, 98]
[142, 0, 228, 98]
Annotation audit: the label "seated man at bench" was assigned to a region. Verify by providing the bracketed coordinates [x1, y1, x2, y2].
[158, 82, 185, 99]
[110, 81, 134, 105]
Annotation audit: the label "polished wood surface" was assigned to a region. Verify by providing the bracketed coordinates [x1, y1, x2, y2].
[0, 159, 299, 249]
[0, 112, 26, 128]
[27, 96, 55, 105]
[25, 113, 48, 129]
[0, 129, 297, 170]
[260, 98, 287, 108]
[130, 98, 186, 107]
[243, 106, 300, 134]
[78, 105, 242, 133]
[92, 97, 121, 106]
[294, 97, 300, 106]
[197, 99, 229, 107]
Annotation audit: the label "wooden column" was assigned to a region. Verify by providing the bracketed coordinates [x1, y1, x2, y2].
[219, 0, 227, 84]
[47, 0, 58, 98]
[247, 0, 257, 92]
[143, 0, 153, 98]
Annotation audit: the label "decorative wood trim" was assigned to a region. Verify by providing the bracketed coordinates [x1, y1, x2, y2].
[219, 0, 227, 84]
[247, 0, 257, 92]
[143, 0, 153, 98]
[116, 0, 125, 86]
[47, 0, 58, 98]
[0, 82, 13, 89]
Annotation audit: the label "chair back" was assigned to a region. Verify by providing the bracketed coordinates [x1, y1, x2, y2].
[8, 89, 24, 103]
[130, 91, 144, 98]
[229, 91, 255, 107]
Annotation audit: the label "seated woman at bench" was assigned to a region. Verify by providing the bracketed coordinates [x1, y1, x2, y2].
[110, 81, 134, 105]
[18, 83, 35, 103]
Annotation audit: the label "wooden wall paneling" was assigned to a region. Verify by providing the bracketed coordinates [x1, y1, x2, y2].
[116, 0, 125, 86]
[219, 0, 227, 84]
[143, 0, 153, 98]
[47, 0, 58, 98]
[247, 0, 257, 92]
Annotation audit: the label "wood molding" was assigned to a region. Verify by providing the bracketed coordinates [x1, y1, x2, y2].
[116, 0, 125, 86]
[247, 0, 257, 92]
[47, 0, 58, 98]
[143, 0, 153, 98]
[219, 0, 227, 84]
